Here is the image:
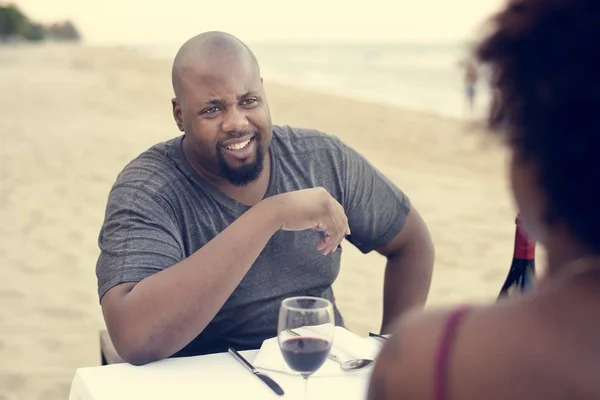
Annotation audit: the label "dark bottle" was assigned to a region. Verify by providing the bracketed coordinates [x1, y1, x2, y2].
[498, 214, 536, 298]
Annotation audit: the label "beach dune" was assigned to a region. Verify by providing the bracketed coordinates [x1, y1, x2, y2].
[0, 43, 518, 400]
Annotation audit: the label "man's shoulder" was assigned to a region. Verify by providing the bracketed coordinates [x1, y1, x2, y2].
[113, 135, 183, 193]
[272, 125, 348, 155]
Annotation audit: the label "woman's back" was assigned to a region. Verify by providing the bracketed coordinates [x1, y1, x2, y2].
[450, 270, 600, 399]
[367, 267, 600, 400]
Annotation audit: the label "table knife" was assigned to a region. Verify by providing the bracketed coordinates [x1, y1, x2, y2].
[228, 348, 285, 396]
[368, 332, 389, 342]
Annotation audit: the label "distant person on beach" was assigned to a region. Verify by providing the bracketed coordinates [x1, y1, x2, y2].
[368, 0, 600, 398]
[461, 58, 479, 117]
[95, 31, 435, 365]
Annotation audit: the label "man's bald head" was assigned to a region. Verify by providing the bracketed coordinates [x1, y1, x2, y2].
[169, 31, 272, 187]
[171, 31, 260, 99]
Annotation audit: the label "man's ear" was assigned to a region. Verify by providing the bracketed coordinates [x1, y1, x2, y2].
[171, 97, 184, 132]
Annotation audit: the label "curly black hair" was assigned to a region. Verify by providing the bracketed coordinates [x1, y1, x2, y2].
[475, 0, 600, 252]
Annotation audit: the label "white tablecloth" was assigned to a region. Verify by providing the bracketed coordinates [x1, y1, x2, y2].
[69, 338, 386, 400]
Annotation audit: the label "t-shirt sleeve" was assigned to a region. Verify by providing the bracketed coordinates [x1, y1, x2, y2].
[95, 184, 184, 301]
[341, 144, 411, 254]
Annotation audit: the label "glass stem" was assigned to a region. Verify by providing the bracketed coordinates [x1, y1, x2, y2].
[303, 376, 309, 400]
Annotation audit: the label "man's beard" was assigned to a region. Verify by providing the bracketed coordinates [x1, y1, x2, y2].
[216, 138, 265, 187]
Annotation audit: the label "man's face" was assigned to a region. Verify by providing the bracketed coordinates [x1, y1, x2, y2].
[173, 57, 272, 186]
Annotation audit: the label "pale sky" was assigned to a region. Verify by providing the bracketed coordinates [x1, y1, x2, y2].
[14, 0, 504, 45]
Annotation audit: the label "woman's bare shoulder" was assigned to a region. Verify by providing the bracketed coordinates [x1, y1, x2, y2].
[366, 306, 471, 400]
[366, 299, 544, 400]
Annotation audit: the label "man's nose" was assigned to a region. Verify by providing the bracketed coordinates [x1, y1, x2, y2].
[221, 107, 249, 133]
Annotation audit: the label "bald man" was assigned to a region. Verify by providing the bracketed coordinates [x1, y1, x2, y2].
[96, 31, 435, 365]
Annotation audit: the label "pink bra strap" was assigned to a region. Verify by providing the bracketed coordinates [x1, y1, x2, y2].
[433, 306, 471, 400]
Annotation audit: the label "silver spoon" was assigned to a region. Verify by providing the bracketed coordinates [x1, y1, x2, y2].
[329, 352, 374, 371]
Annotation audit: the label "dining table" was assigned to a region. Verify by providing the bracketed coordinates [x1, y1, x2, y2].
[69, 335, 388, 400]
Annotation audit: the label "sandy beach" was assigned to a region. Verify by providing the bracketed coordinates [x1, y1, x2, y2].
[0, 43, 522, 400]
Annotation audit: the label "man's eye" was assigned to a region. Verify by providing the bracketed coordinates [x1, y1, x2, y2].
[203, 107, 221, 116]
[242, 98, 257, 106]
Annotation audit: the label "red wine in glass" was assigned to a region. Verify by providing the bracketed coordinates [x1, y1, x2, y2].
[498, 214, 536, 298]
[280, 337, 332, 373]
[278, 296, 335, 400]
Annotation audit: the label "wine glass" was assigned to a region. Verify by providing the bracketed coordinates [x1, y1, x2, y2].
[278, 296, 335, 400]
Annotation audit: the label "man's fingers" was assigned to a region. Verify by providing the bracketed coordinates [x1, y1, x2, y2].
[313, 221, 328, 231]
[315, 200, 350, 255]
[317, 232, 334, 254]
[316, 237, 328, 252]
[316, 225, 338, 255]
[326, 225, 346, 255]
[334, 201, 351, 236]
[334, 208, 348, 246]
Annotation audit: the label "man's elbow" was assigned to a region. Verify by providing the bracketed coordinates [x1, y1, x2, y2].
[122, 349, 162, 366]
[111, 331, 165, 366]
[101, 284, 168, 365]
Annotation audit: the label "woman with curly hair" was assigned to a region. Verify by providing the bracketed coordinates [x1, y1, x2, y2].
[367, 0, 600, 398]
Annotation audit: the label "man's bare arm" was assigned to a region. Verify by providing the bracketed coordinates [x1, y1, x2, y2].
[376, 207, 435, 333]
[101, 198, 281, 365]
[101, 187, 349, 365]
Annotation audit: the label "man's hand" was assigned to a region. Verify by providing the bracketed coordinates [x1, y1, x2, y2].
[268, 187, 350, 255]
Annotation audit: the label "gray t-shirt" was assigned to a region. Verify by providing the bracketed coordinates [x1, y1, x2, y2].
[96, 125, 410, 357]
